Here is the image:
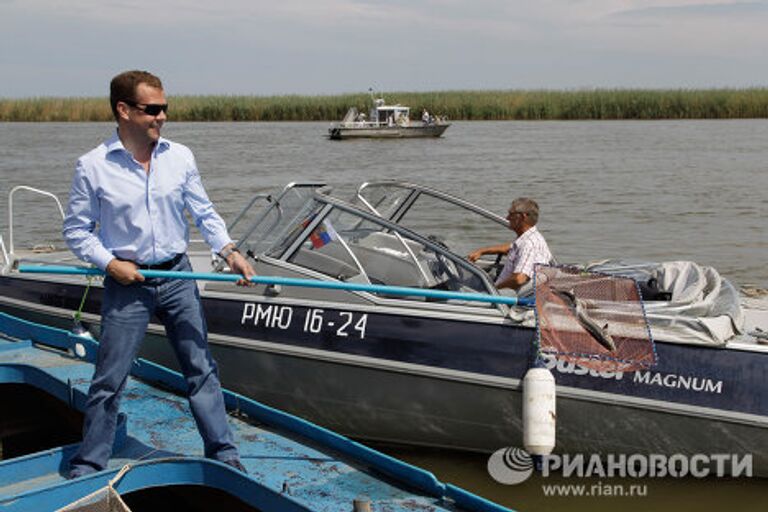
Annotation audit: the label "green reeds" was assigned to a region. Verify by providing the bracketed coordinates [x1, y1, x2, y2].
[2, 89, 767, 122]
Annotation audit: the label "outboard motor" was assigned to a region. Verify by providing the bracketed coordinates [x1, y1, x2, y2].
[638, 277, 672, 301]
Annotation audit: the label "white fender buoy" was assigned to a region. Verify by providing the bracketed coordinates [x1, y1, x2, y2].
[522, 367, 556, 456]
[74, 343, 87, 358]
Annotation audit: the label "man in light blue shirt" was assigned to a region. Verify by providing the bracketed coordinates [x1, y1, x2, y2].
[63, 132, 234, 271]
[63, 70, 254, 478]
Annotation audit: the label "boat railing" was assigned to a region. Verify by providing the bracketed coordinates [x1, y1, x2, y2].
[318, 209, 373, 285]
[7, 185, 66, 258]
[336, 120, 390, 128]
[337, 118, 424, 129]
[357, 181, 508, 226]
[336, 120, 448, 129]
[227, 193, 274, 234]
[232, 183, 328, 258]
[352, 193, 432, 285]
[304, 192, 503, 307]
[0, 234, 8, 269]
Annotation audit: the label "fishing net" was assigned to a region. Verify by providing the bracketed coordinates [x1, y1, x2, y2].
[534, 265, 656, 373]
[56, 466, 132, 512]
[55, 486, 131, 512]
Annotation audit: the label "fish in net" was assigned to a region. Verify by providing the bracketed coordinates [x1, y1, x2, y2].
[534, 265, 657, 373]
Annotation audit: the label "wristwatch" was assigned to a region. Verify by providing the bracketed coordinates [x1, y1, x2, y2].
[219, 246, 240, 260]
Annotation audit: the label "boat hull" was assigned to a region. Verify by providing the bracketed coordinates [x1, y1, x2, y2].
[1, 274, 766, 475]
[1, 310, 494, 512]
[146, 336, 768, 474]
[328, 124, 450, 140]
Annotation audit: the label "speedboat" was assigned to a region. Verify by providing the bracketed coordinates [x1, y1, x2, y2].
[328, 97, 450, 139]
[1, 182, 767, 475]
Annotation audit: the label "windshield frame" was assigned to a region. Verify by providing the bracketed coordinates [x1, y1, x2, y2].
[274, 191, 505, 311]
[356, 181, 508, 228]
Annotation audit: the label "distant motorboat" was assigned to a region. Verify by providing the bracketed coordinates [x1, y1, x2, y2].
[328, 96, 450, 140]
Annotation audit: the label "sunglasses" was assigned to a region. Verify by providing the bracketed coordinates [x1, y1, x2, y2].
[123, 100, 169, 116]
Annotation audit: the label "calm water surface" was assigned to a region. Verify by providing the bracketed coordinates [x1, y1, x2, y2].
[2, 120, 766, 288]
[1, 121, 766, 510]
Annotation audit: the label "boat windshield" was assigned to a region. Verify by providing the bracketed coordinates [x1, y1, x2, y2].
[374, 107, 409, 124]
[230, 184, 327, 259]
[355, 182, 508, 258]
[278, 201, 496, 305]
[341, 107, 358, 123]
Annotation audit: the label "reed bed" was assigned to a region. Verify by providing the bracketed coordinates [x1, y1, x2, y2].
[2, 89, 767, 122]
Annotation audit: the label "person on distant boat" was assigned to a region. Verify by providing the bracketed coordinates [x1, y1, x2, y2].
[468, 198, 552, 291]
[422, 109, 430, 124]
[62, 70, 255, 479]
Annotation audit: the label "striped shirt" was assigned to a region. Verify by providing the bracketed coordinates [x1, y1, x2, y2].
[496, 226, 552, 286]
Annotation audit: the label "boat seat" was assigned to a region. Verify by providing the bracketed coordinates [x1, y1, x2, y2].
[291, 246, 360, 280]
[288, 232, 436, 289]
[355, 231, 425, 255]
[351, 232, 436, 288]
[347, 245, 434, 288]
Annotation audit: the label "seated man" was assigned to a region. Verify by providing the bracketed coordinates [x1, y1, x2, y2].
[468, 197, 552, 291]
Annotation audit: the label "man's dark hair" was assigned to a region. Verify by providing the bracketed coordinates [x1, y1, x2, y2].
[109, 70, 163, 120]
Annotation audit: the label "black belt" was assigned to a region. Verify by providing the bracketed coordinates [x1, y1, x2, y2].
[135, 253, 184, 271]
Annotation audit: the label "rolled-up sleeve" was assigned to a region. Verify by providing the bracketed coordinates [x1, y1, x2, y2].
[183, 162, 232, 254]
[62, 161, 114, 270]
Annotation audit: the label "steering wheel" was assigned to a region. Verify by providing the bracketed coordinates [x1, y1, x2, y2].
[490, 253, 505, 281]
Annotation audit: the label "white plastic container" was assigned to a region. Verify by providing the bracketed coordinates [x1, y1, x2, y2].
[522, 367, 556, 455]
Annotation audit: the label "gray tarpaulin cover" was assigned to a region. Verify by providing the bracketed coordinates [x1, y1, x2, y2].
[585, 260, 744, 346]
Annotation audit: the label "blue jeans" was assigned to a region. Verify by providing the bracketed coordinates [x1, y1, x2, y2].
[69, 254, 238, 475]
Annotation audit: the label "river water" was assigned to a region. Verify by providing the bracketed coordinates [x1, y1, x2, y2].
[2, 120, 766, 289]
[1, 121, 766, 510]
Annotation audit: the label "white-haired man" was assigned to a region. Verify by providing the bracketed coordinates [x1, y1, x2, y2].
[468, 197, 552, 291]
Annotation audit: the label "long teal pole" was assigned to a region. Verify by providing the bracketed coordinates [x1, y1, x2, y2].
[17, 265, 533, 307]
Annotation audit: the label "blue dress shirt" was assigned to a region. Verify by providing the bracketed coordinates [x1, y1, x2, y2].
[63, 131, 232, 270]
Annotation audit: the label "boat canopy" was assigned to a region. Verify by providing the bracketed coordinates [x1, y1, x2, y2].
[586, 259, 745, 346]
[370, 99, 410, 124]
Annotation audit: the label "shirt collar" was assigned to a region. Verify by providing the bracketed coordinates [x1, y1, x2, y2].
[105, 129, 170, 156]
[514, 225, 538, 245]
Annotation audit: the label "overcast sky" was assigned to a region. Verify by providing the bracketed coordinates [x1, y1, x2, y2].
[2, 0, 767, 97]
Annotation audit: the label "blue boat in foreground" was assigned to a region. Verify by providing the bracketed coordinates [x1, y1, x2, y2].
[0, 311, 511, 512]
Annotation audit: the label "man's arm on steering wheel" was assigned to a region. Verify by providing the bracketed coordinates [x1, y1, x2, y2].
[467, 242, 510, 263]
